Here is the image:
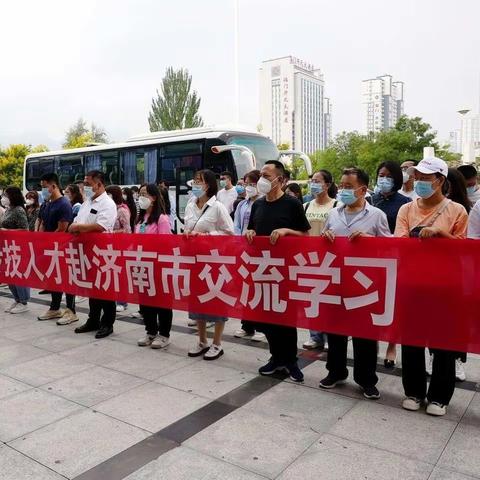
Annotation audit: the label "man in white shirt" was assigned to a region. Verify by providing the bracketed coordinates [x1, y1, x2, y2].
[399, 160, 419, 200]
[320, 167, 391, 400]
[68, 170, 118, 339]
[458, 165, 480, 205]
[216, 171, 238, 214]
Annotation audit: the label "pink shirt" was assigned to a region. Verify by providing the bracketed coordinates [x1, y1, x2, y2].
[135, 213, 171, 234]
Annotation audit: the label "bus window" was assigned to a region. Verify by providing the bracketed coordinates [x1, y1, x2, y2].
[25, 157, 56, 191]
[120, 148, 158, 186]
[160, 142, 202, 183]
[57, 155, 83, 188]
[101, 151, 119, 185]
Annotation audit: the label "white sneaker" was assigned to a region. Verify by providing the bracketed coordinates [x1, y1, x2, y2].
[116, 305, 126, 313]
[203, 344, 224, 361]
[138, 334, 156, 347]
[251, 332, 266, 342]
[187, 319, 197, 327]
[402, 397, 422, 411]
[131, 311, 143, 319]
[426, 402, 446, 416]
[188, 342, 209, 357]
[5, 301, 18, 313]
[76, 296, 87, 304]
[56, 308, 79, 325]
[455, 359, 466, 382]
[10, 303, 29, 314]
[151, 335, 170, 349]
[38, 309, 63, 321]
[303, 339, 320, 350]
[426, 354, 433, 376]
[234, 329, 253, 338]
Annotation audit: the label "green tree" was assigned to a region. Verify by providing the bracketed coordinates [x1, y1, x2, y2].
[0, 144, 49, 188]
[63, 118, 108, 148]
[148, 67, 203, 131]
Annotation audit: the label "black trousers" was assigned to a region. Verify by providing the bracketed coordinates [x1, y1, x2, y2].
[87, 298, 116, 328]
[50, 292, 75, 313]
[142, 305, 172, 337]
[402, 346, 456, 405]
[256, 322, 297, 365]
[326, 334, 378, 388]
[241, 320, 256, 334]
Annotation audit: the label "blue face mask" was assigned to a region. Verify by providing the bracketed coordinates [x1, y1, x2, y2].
[377, 177, 394, 194]
[467, 186, 477, 196]
[310, 183, 324, 196]
[219, 180, 227, 189]
[84, 186, 94, 200]
[414, 180, 436, 199]
[235, 185, 245, 195]
[191, 185, 206, 198]
[337, 188, 358, 206]
[41, 187, 51, 201]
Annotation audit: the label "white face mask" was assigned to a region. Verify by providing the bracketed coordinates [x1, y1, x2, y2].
[257, 177, 276, 195]
[25, 198, 34, 206]
[245, 186, 258, 198]
[402, 172, 410, 184]
[138, 196, 152, 210]
[122, 194, 127, 201]
[2, 196, 10, 208]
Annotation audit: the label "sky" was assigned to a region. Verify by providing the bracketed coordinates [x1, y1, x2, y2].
[1, 0, 479, 149]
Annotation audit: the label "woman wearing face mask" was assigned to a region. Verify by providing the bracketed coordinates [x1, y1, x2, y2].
[231, 179, 246, 219]
[302, 170, 338, 351]
[65, 184, 84, 220]
[25, 191, 40, 231]
[184, 169, 235, 360]
[0, 187, 30, 314]
[372, 161, 411, 368]
[232, 170, 265, 342]
[135, 183, 173, 349]
[395, 157, 468, 416]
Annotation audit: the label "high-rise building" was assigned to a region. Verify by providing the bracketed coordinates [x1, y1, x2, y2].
[259, 56, 329, 154]
[448, 130, 461, 154]
[362, 74, 404, 133]
[323, 97, 332, 147]
[458, 110, 480, 164]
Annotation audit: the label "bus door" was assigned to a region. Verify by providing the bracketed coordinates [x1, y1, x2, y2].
[175, 166, 197, 231]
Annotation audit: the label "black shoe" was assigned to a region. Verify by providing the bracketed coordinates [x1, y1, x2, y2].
[95, 326, 113, 339]
[383, 359, 395, 369]
[363, 385, 380, 400]
[286, 363, 304, 382]
[258, 359, 285, 376]
[74, 322, 99, 334]
[38, 289, 50, 295]
[319, 374, 347, 389]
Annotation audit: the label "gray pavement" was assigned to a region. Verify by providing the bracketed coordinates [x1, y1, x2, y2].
[0, 288, 479, 479]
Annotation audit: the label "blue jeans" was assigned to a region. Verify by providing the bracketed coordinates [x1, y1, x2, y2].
[310, 330, 327, 345]
[9, 285, 30, 304]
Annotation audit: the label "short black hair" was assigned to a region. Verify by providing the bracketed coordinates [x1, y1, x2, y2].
[131, 185, 139, 193]
[220, 171, 233, 180]
[40, 172, 60, 186]
[86, 170, 106, 185]
[158, 179, 169, 188]
[74, 179, 84, 186]
[284, 170, 292, 180]
[342, 167, 369, 187]
[195, 169, 218, 198]
[265, 160, 286, 176]
[5, 186, 25, 208]
[244, 169, 260, 183]
[376, 161, 403, 192]
[457, 164, 478, 180]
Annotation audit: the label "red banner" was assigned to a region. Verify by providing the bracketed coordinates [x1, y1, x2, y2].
[0, 231, 479, 353]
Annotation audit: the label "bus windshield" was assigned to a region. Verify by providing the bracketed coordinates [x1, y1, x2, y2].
[227, 135, 279, 174]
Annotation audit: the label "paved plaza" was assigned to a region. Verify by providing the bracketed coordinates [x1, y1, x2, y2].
[0, 288, 479, 480]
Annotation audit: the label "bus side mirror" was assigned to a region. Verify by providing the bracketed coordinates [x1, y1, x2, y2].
[211, 145, 256, 171]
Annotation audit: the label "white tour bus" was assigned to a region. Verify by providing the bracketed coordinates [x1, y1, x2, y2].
[23, 126, 282, 229]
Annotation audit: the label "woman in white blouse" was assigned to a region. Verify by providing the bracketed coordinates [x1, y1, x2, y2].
[184, 169, 234, 360]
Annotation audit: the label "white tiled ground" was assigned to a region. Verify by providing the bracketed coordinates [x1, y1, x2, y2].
[1, 289, 480, 479]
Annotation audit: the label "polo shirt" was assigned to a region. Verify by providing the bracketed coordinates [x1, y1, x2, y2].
[74, 191, 117, 232]
[39, 196, 72, 232]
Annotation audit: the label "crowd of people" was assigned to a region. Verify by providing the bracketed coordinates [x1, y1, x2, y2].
[0, 154, 479, 417]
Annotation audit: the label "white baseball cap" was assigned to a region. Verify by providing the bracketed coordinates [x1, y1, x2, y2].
[407, 157, 448, 177]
